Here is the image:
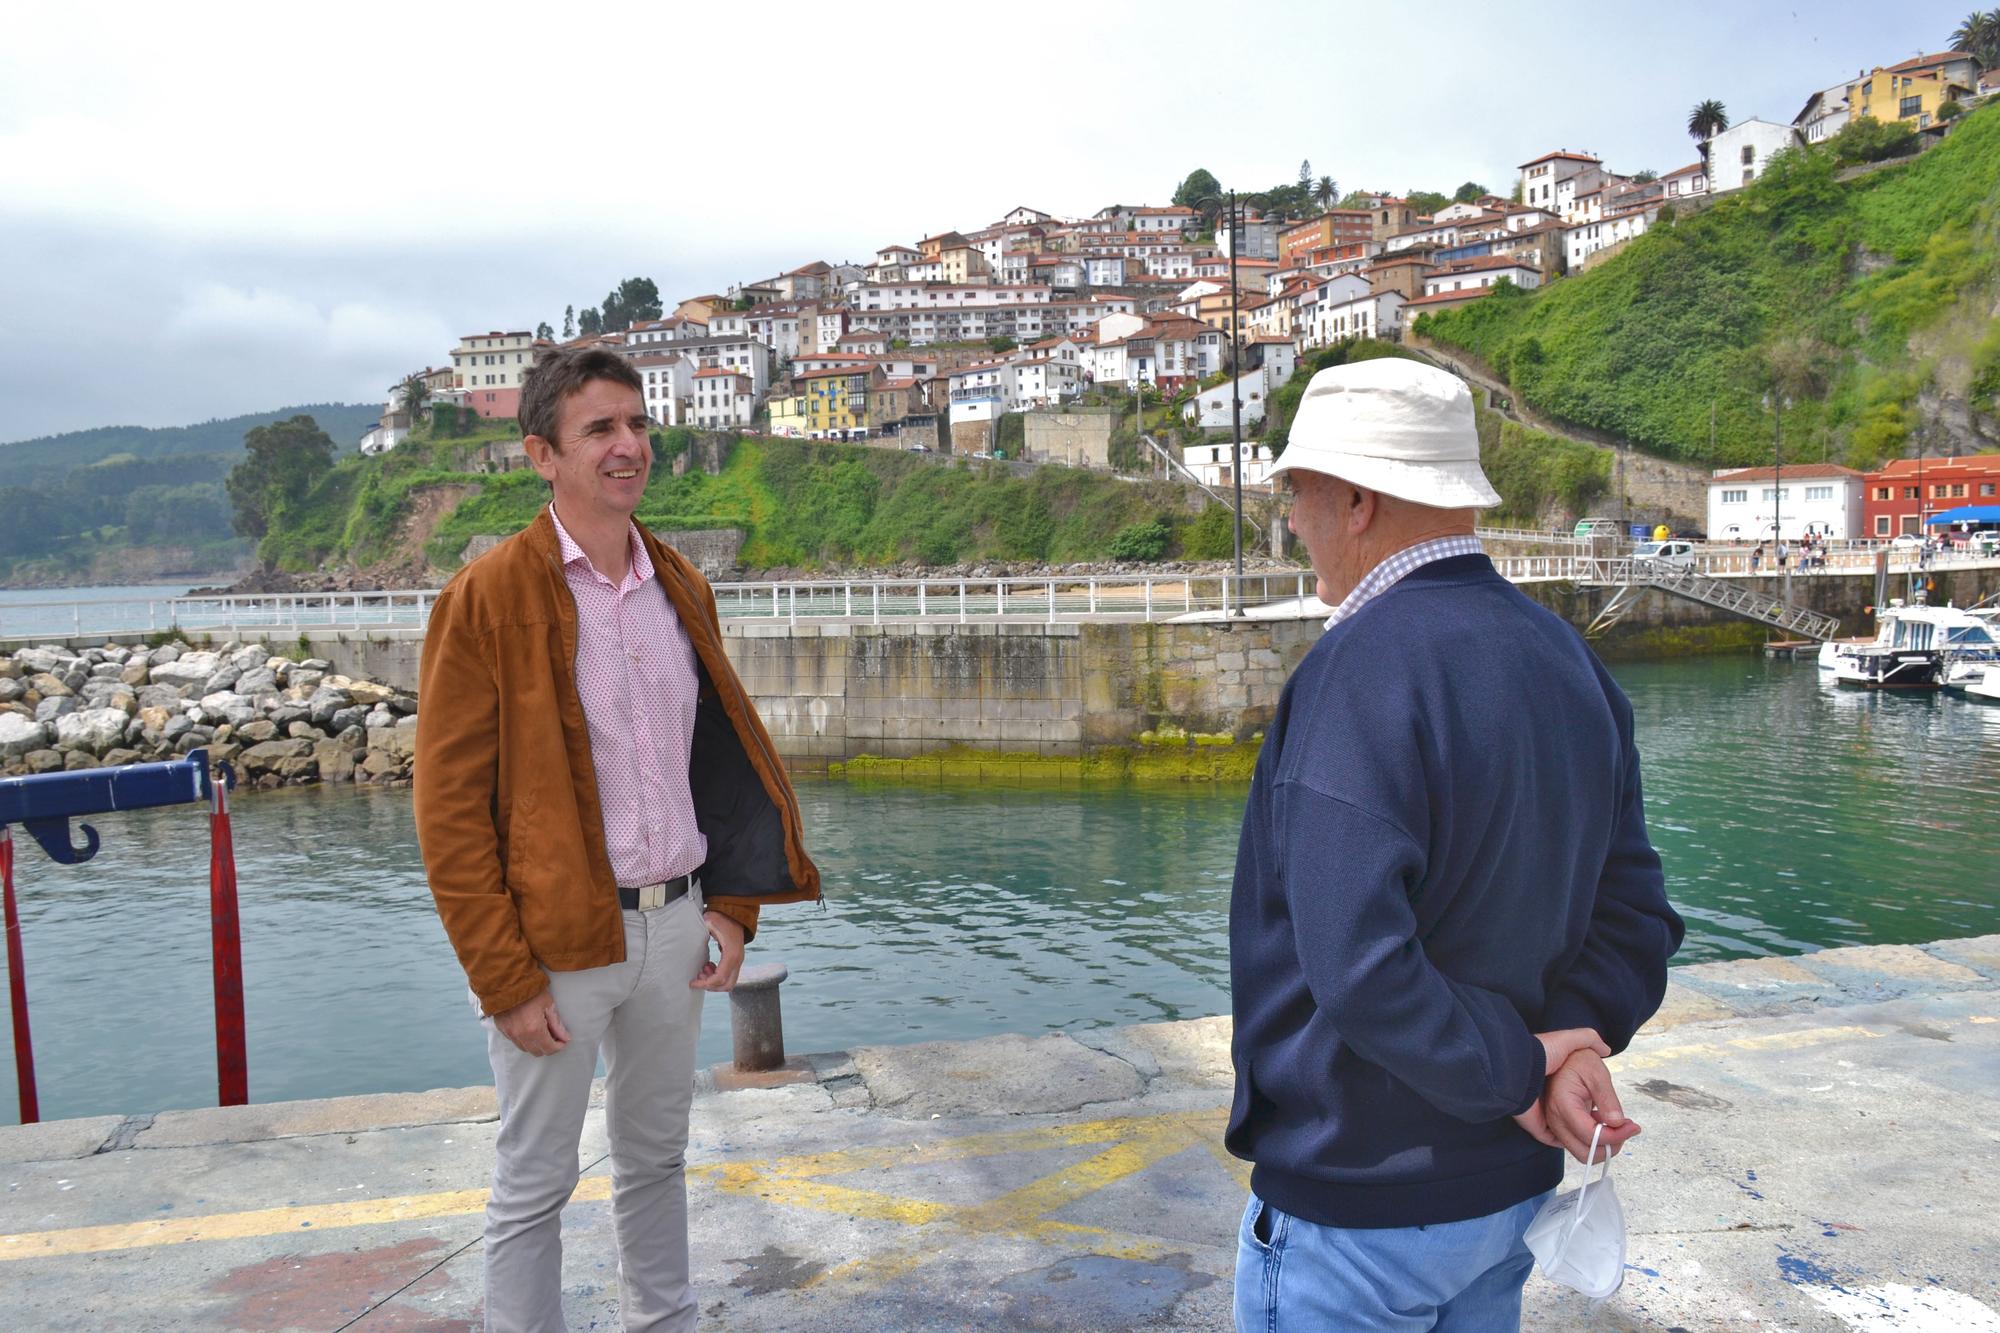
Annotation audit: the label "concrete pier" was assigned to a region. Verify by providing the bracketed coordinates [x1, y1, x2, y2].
[3, 936, 1996, 1330]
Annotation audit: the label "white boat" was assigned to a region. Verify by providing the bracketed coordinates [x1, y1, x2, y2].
[1820, 598, 2000, 690]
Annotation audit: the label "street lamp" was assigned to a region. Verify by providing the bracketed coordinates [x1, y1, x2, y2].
[1762, 391, 1791, 601]
[1195, 189, 1246, 608]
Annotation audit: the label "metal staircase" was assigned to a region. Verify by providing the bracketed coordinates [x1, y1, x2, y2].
[1590, 559, 1841, 641]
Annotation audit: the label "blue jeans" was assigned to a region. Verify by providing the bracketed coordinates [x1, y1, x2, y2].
[1233, 1189, 1553, 1332]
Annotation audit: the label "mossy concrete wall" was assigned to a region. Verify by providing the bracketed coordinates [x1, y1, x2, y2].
[727, 619, 1320, 771]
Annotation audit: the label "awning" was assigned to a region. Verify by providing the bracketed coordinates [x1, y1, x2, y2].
[1924, 505, 2000, 526]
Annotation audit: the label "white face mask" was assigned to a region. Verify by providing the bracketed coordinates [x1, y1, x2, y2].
[1523, 1123, 1628, 1300]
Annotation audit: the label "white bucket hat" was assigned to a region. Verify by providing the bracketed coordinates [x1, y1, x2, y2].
[1268, 357, 1501, 508]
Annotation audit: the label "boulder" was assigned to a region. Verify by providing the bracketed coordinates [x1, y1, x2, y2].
[269, 705, 311, 728]
[0, 657, 19, 680]
[197, 690, 248, 725]
[27, 672, 73, 699]
[173, 732, 205, 755]
[55, 708, 132, 755]
[25, 748, 63, 774]
[14, 647, 67, 675]
[358, 749, 405, 780]
[286, 721, 324, 741]
[364, 706, 395, 730]
[0, 701, 30, 720]
[0, 714, 50, 760]
[100, 748, 143, 768]
[387, 693, 419, 717]
[137, 706, 175, 733]
[101, 645, 131, 664]
[313, 740, 357, 783]
[236, 668, 280, 697]
[149, 651, 221, 695]
[90, 661, 124, 680]
[62, 751, 100, 771]
[300, 658, 332, 672]
[304, 687, 353, 727]
[236, 720, 280, 744]
[136, 684, 183, 711]
[367, 724, 417, 760]
[0, 678, 23, 703]
[334, 723, 367, 750]
[329, 705, 369, 734]
[289, 668, 326, 692]
[346, 680, 396, 707]
[207, 740, 241, 768]
[162, 714, 195, 743]
[240, 738, 315, 780]
[35, 696, 78, 723]
[207, 665, 243, 694]
[147, 643, 182, 666]
[229, 645, 268, 672]
[119, 661, 150, 687]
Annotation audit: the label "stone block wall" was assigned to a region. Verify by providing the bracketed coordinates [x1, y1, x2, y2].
[724, 619, 1320, 768]
[1022, 411, 1114, 468]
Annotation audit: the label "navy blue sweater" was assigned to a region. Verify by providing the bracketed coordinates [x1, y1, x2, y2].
[1225, 555, 1683, 1228]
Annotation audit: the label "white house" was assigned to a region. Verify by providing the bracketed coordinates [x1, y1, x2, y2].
[691, 368, 755, 429]
[1705, 464, 1865, 541]
[1658, 162, 1708, 199]
[1793, 80, 1852, 145]
[1565, 205, 1659, 270]
[947, 360, 1016, 425]
[1086, 255, 1130, 287]
[1303, 285, 1405, 348]
[1182, 439, 1278, 489]
[1011, 356, 1082, 407]
[630, 351, 695, 425]
[1182, 359, 1292, 431]
[1705, 119, 1800, 193]
[1421, 256, 1543, 297]
[1131, 206, 1197, 234]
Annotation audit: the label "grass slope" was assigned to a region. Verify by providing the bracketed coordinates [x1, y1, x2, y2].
[1414, 104, 2000, 470]
[264, 427, 1218, 574]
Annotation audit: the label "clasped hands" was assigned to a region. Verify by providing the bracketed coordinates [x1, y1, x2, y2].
[1512, 1028, 1638, 1165]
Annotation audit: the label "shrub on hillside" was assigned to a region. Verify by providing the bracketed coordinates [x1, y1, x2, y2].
[1108, 519, 1171, 561]
[1828, 115, 1917, 165]
[1180, 502, 1237, 560]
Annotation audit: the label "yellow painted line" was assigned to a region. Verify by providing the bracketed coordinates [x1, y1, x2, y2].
[0, 1177, 612, 1263]
[1615, 1024, 1883, 1073]
[1, 1109, 1236, 1268]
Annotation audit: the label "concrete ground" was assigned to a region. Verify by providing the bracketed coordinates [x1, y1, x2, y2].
[2, 935, 1997, 1332]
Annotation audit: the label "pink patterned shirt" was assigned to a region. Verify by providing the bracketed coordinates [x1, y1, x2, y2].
[550, 505, 706, 887]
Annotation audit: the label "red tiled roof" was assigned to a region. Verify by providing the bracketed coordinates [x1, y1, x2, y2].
[1403, 290, 1490, 307]
[1868, 454, 2000, 476]
[1518, 150, 1601, 168]
[1711, 463, 1862, 483]
[1887, 51, 1969, 73]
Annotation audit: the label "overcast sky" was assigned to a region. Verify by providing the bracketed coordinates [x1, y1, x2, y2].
[0, 0, 1970, 443]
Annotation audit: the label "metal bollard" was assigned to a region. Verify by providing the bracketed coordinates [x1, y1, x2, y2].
[729, 962, 789, 1072]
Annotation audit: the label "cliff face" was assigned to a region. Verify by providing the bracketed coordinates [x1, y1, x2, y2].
[1416, 103, 2000, 473]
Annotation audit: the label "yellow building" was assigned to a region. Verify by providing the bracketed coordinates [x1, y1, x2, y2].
[800, 366, 872, 438]
[768, 391, 809, 438]
[1846, 65, 1971, 129]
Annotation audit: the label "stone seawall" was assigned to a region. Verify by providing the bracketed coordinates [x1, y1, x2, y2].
[17, 563, 2000, 777]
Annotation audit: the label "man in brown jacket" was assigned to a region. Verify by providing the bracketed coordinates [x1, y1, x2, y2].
[415, 346, 819, 1332]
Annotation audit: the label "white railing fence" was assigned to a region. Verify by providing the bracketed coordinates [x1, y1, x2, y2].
[5, 549, 1995, 641]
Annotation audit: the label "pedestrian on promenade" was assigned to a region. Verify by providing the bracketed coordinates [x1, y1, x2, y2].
[1751, 542, 1764, 573]
[1226, 358, 1684, 1331]
[415, 346, 820, 1333]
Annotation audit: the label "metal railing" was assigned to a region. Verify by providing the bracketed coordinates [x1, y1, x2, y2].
[7, 547, 1997, 642]
[1591, 559, 1841, 640]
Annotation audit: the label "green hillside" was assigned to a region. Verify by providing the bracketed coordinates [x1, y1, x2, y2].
[0, 403, 378, 585]
[1414, 104, 2000, 470]
[260, 425, 1237, 575]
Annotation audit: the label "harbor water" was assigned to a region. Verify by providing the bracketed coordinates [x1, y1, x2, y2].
[2, 655, 1997, 1122]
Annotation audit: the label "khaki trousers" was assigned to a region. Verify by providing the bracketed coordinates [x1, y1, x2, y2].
[480, 893, 709, 1333]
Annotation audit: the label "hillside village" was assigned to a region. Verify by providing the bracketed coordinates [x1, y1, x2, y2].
[361, 47, 1999, 518]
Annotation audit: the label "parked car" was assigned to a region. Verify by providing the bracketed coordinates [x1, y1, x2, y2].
[1632, 539, 1697, 569]
[906, 444, 931, 453]
[1973, 531, 2000, 556]
[1572, 517, 1624, 538]
[1890, 533, 1924, 549]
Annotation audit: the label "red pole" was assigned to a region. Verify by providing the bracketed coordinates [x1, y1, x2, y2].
[208, 784, 247, 1106]
[2, 826, 37, 1124]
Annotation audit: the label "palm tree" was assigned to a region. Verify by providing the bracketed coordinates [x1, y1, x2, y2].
[1313, 175, 1337, 210]
[1688, 99, 1729, 168]
[1949, 11, 2000, 67]
[399, 373, 431, 424]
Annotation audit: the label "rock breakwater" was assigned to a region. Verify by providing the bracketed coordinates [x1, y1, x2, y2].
[0, 640, 417, 788]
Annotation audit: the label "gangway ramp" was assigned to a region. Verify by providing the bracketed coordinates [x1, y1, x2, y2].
[1586, 558, 1840, 642]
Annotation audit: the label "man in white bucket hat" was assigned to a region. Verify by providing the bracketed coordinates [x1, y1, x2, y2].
[1224, 357, 1683, 1329]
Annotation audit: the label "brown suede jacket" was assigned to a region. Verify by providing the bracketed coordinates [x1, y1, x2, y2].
[413, 509, 820, 1015]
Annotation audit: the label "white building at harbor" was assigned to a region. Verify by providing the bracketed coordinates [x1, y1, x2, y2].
[1706, 463, 1865, 540]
